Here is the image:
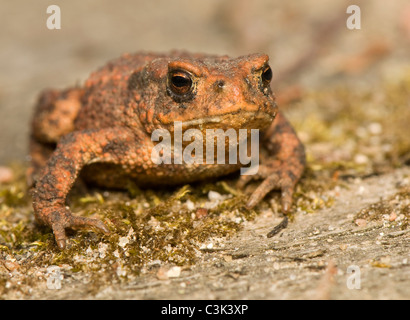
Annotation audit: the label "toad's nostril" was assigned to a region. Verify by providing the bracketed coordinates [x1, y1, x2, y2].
[214, 80, 225, 91]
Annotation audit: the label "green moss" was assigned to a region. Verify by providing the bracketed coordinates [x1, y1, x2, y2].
[0, 178, 256, 279]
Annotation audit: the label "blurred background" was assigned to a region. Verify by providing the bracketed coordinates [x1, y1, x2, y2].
[0, 0, 409, 165]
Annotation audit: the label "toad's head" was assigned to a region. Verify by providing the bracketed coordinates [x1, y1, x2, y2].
[128, 52, 278, 138]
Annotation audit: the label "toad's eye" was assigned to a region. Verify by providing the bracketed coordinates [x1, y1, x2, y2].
[261, 66, 272, 84]
[168, 70, 193, 96]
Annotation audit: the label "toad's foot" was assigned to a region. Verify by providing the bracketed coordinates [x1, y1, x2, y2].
[237, 163, 301, 237]
[36, 206, 110, 250]
[237, 162, 300, 213]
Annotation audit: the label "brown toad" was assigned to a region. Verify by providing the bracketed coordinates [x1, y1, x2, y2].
[29, 51, 305, 249]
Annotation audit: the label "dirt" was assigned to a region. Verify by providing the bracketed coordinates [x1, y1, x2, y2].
[0, 0, 409, 300]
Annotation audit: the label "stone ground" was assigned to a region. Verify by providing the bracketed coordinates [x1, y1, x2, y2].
[0, 0, 409, 300]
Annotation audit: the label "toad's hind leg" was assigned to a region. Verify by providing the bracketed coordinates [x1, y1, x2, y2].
[27, 138, 55, 187]
[27, 88, 84, 186]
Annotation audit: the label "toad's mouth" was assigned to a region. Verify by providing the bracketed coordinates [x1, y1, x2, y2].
[164, 110, 276, 133]
[152, 110, 275, 160]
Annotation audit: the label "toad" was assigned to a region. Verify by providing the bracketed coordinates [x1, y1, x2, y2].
[28, 51, 305, 249]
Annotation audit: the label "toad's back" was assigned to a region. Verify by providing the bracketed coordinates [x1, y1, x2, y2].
[75, 52, 164, 130]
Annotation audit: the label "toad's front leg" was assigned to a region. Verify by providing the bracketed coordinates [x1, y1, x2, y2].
[32, 127, 144, 249]
[238, 111, 306, 213]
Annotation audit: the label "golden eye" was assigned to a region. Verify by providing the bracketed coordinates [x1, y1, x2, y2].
[168, 70, 193, 95]
[261, 66, 272, 84]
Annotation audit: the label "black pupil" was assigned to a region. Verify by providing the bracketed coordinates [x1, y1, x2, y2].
[172, 75, 191, 88]
[262, 67, 272, 82]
